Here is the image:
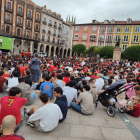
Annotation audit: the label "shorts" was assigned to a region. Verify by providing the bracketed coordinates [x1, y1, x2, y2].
[34, 120, 45, 133]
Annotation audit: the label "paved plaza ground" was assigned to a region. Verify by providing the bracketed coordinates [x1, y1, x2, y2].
[1, 89, 140, 140]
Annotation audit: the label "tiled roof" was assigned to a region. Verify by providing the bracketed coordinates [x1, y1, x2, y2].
[21, 0, 42, 9]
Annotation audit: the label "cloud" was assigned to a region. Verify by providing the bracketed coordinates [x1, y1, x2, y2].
[32, 0, 140, 24]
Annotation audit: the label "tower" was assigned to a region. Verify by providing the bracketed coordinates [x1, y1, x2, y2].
[66, 15, 76, 25]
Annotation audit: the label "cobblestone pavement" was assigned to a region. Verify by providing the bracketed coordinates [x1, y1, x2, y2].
[1, 90, 140, 140]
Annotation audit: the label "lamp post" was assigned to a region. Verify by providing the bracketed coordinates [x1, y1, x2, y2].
[90, 35, 96, 62]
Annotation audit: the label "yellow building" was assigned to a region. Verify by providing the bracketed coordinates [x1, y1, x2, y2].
[113, 18, 140, 51]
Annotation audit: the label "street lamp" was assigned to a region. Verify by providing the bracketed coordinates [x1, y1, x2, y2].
[90, 35, 96, 62]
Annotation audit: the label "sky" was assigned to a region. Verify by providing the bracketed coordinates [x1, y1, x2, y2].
[32, 0, 140, 24]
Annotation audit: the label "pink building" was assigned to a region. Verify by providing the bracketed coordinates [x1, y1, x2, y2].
[72, 19, 115, 48]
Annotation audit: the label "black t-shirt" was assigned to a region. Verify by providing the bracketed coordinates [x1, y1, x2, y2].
[75, 78, 82, 84]
[24, 76, 32, 87]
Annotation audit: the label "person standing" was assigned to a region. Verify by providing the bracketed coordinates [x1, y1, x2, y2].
[21, 50, 24, 58]
[29, 54, 41, 83]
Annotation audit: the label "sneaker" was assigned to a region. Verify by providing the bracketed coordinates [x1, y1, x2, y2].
[26, 120, 35, 128]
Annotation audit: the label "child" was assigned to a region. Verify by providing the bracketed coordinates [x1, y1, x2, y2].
[0, 70, 7, 93]
[126, 96, 140, 117]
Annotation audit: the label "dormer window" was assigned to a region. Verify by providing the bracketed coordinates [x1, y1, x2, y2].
[127, 19, 132, 23]
[54, 14, 56, 17]
[104, 20, 108, 24]
[111, 20, 115, 24]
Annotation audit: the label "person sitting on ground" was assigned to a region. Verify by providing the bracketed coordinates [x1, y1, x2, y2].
[89, 79, 98, 102]
[126, 96, 140, 117]
[96, 73, 104, 89]
[75, 73, 82, 84]
[103, 72, 109, 84]
[55, 74, 63, 89]
[25, 93, 63, 132]
[113, 72, 119, 81]
[39, 76, 54, 99]
[75, 80, 87, 94]
[0, 115, 25, 140]
[54, 87, 68, 123]
[0, 87, 27, 133]
[71, 85, 94, 115]
[63, 80, 77, 107]
[3, 67, 10, 80]
[24, 70, 32, 87]
[0, 70, 7, 93]
[16, 77, 36, 106]
[63, 72, 70, 84]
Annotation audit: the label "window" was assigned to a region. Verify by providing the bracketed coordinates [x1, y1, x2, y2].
[43, 17, 46, 22]
[99, 43, 103, 47]
[49, 20, 52, 24]
[36, 14, 39, 20]
[18, 18, 21, 24]
[127, 20, 131, 23]
[27, 21, 30, 27]
[28, 11, 31, 18]
[7, 2, 11, 10]
[17, 29, 20, 36]
[123, 35, 129, 42]
[107, 43, 111, 46]
[125, 27, 130, 32]
[101, 27, 105, 33]
[18, 7, 22, 14]
[111, 20, 115, 24]
[6, 26, 10, 33]
[82, 34, 87, 39]
[122, 45, 127, 50]
[75, 26, 79, 31]
[6, 14, 10, 22]
[54, 30, 56, 34]
[107, 35, 111, 41]
[82, 42, 86, 45]
[74, 41, 77, 45]
[74, 34, 78, 39]
[135, 27, 140, 33]
[116, 27, 121, 32]
[108, 27, 113, 32]
[54, 14, 56, 17]
[35, 33, 38, 39]
[93, 26, 96, 31]
[36, 24, 38, 30]
[100, 35, 104, 40]
[115, 35, 120, 41]
[84, 26, 88, 31]
[27, 31, 30, 37]
[133, 35, 139, 43]
[58, 31, 60, 35]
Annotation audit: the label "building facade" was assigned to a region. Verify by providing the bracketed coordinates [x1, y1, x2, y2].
[0, 0, 42, 55]
[72, 19, 140, 51]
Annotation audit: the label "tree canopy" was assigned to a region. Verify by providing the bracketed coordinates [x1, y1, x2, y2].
[85, 46, 100, 54]
[99, 46, 115, 58]
[72, 44, 86, 54]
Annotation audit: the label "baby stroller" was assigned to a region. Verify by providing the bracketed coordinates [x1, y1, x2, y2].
[96, 79, 136, 117]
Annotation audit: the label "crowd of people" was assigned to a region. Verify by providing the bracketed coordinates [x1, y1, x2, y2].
[0, 52, 140, 139]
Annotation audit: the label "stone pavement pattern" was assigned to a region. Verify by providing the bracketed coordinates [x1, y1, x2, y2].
[0, 90, 139, 140]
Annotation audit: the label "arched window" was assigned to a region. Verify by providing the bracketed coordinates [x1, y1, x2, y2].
[17, 28, 20, 36]
[36, 24, 38, 30]
[27, 31, 30, 38]
[35, 33, 38, 40]
[6, 26, 10, 33]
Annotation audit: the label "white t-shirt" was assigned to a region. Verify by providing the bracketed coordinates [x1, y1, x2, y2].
[63, 86, 77, 107]
[114, 75, 119, 80]
[56, 80, 63, 89]
[81, 61, 85, 66]
[7, 77, 19, 91]
[29, 103, 63, 132]
[96, 78, 104, 89]
[95, 80, 101, 93]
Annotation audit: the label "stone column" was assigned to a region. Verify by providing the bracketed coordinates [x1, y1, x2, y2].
[44, 44, 46, 53]
[65, 49, 68, 58]
[12, 38, 15, 54]
[58, 47, 60, 56]
[32, 9, 36, 39]
[53, 46, 56, 56]
[70, 49, 72, 57]
[48, 46, 51, 57]
[62, 48, 64, 58]
[21, 40, 25, 51]
[13, 0, 17, 35]
[1, 0, 5, 32]
[30, 41, 34, 55]
[23, 4, 27, 37]
[38, 43, 41, 52]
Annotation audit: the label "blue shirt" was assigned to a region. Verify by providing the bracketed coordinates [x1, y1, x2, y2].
[40, 82, 54, 98]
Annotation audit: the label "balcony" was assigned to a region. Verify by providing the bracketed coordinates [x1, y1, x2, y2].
[42, 30, 46, 34]
[27, 15, 32, 20]
[81, 37, 87, 41]
[5, 19, 12, 24]
[106, 40, 112, 43]
[132, 41, 139, 44]
[48, 23, 52, 27]
[48, 31, 51, 35]
[101, 30, 105, 33]
[17, 11, 23, 17]
[35, 19, 40, 23]
[16, 22, 22, 27]
[98, 38, 104, 42]
[35, 28, 39, 32]
[53, 33, 56, 37]
[58, 26, 62, 30]
[26, 25, 31, 30]
[58, 34, 61, 38]
[122, 40, 129, 43]
[42, 21, 47, 25]
[54, 24, 57, 29]
[73, 37, 79, 40]
[108, 30, 113, 33]
[5, 8, 12, 13]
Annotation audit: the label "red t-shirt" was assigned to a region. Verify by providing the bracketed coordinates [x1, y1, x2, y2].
[0, 96, 27, 125]
[21, 52, 24, 56]
[49, 65, 54, 72]
[90, 75, 98, 79]
[132, 104, 140, 117]
[27, 52, 31, 57]
[0, 134, 25, 140]
[0, 77, 7, 92]
[20, 67, 25, 76]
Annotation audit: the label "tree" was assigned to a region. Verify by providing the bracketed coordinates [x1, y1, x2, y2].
[99, 46, 115, 58]
[123, 46, 140, 60]
[85, 46, 100, 54]
[72, 44, 86, 55]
